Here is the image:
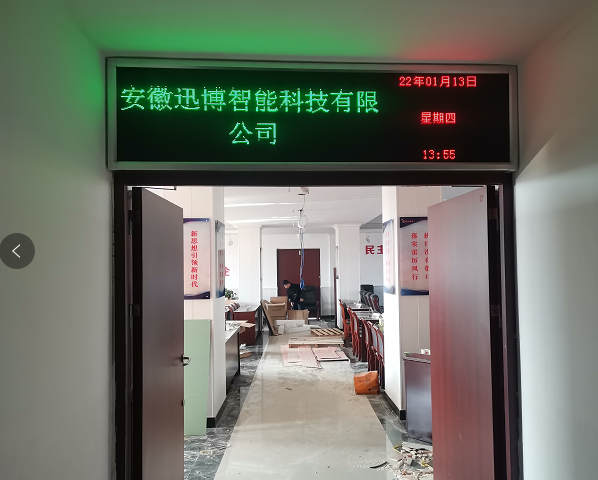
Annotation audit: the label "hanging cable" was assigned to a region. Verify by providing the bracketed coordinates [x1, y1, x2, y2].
[299, 227, 305, 290]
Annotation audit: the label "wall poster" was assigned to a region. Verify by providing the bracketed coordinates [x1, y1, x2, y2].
[383, 219, 395, 294]
[215, 220, 226, 298]
[184, 218, 211, 299]
[399, 217, 429, 296]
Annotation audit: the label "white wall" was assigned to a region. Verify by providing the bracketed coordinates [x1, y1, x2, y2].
[335, 225, 362, 326]
[381, 187, 402, 408]
[261, 231, 334, 316]
[397, 188, 441, 352]
[381, 187, 441, 409]
[0, 1, 111, 479]
[516, 3, 598, 479]
[224, 231, 239, 292]
[237, 227, 262, 305]
[160, 186, 226, 418]
[397, 187, 441, 406]
[360, 230, 384, 302]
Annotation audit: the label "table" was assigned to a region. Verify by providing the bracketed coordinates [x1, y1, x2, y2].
[232, 305, 262, 346]
[344, 301, 370, 312]
[224, 326, 240, 390]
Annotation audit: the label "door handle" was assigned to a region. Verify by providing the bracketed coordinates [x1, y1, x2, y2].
[182, 355, 191, 366]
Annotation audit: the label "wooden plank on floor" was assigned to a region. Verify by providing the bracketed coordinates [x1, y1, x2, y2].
[280, 345, 302, 366]
[312, 347, 341, 359]
[311, 328, 343, 338]
[289, 337, 343, 348]
[335, 350, 349, 361]
[298, 347, 320, 368]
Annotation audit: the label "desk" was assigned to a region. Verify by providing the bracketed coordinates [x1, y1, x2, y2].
[344, 301, 370, 312]
[232, 305, 262, 346]
[224, 327, 240, 390]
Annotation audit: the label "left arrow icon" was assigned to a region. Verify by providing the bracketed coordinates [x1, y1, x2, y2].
[1, 234, 34, 269]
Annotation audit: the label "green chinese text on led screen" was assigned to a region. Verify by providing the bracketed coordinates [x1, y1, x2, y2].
[121, 87, 379, 113]
[230, 122, 276, 145]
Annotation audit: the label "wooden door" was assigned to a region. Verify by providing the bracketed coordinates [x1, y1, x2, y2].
[276, 248, 320, 299]
[428, 187, 504, 480]
[132, 188, 184, 480]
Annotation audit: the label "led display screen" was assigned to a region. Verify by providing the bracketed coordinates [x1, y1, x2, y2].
[110, 62, 515, 169]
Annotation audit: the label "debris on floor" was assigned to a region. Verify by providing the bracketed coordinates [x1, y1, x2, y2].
[240, 351, 251, 358]
[312, 346, 350, 362]
[280, 344, 349, 368]
[385, 443, 434, 479]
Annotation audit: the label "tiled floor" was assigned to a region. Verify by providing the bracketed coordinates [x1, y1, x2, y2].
[185, 321, 423, 480]
[184, 336, 267, 480]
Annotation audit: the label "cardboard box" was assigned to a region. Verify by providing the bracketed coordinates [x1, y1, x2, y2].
[264, 301, 286, 317]
[270, 296, 288, 303]
[288, 309, 309, 323]
[270, 296, 289, 310]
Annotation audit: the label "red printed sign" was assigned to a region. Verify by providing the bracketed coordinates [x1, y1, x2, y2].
[399, 217, 429, 295]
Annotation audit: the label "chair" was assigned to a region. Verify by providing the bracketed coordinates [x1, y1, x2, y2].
[301, 285, 320, 320]
[349, 309, 361, 360]
[339, 300, 351, 340]
[362, 318, 377, 372]
[365, 292, 374, 311]
[374, 326, 385, 388]
[371, 294, 383, 314]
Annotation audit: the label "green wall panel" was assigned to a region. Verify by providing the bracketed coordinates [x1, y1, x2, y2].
[184, 319, 211, 436]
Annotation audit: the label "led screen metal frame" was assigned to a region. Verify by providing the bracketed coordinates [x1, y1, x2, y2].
[107, 58, 518, 171]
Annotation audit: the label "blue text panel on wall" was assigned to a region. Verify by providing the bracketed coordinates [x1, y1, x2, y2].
[108, 60, 516, 170]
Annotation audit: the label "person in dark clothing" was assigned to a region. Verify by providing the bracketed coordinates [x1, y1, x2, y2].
[282, 280, 304, 310]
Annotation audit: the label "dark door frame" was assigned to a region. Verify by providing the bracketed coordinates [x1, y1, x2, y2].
[113, 170, 521, 480]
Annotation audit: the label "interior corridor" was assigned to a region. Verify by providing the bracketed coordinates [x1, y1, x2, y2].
[185, 326, 431, 480]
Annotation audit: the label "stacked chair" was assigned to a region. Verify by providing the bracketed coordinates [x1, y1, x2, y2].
[225, 301, 241, 320]
[359, 289, 384, 314]
[346, 301, 385, 389]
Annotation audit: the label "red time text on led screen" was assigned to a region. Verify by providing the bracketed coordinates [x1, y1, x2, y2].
[423, 150, 456, 161]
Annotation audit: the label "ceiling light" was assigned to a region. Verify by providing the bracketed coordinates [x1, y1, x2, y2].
[224, 202, 295, 207]
[227, 217, 295, 224]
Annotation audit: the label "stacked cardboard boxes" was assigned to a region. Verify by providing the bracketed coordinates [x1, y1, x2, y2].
[262, 296, 309, 335]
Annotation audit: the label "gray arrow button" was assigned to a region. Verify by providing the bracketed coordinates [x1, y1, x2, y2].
[1, 234, 35, 269]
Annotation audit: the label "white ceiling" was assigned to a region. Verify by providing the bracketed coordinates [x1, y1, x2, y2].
[60, 0, 585, 64]
[224, 186, 381, 230]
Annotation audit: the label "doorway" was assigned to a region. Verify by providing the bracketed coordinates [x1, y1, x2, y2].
[113, 172, 519, 480]
[277, 248, 321, 317]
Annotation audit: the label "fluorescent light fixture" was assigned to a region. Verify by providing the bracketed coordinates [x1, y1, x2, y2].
[224, 202, 295, 208]
[227, 217, 295, 224]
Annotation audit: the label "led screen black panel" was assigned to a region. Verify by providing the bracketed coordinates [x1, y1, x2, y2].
[108, 60, 517, 170]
